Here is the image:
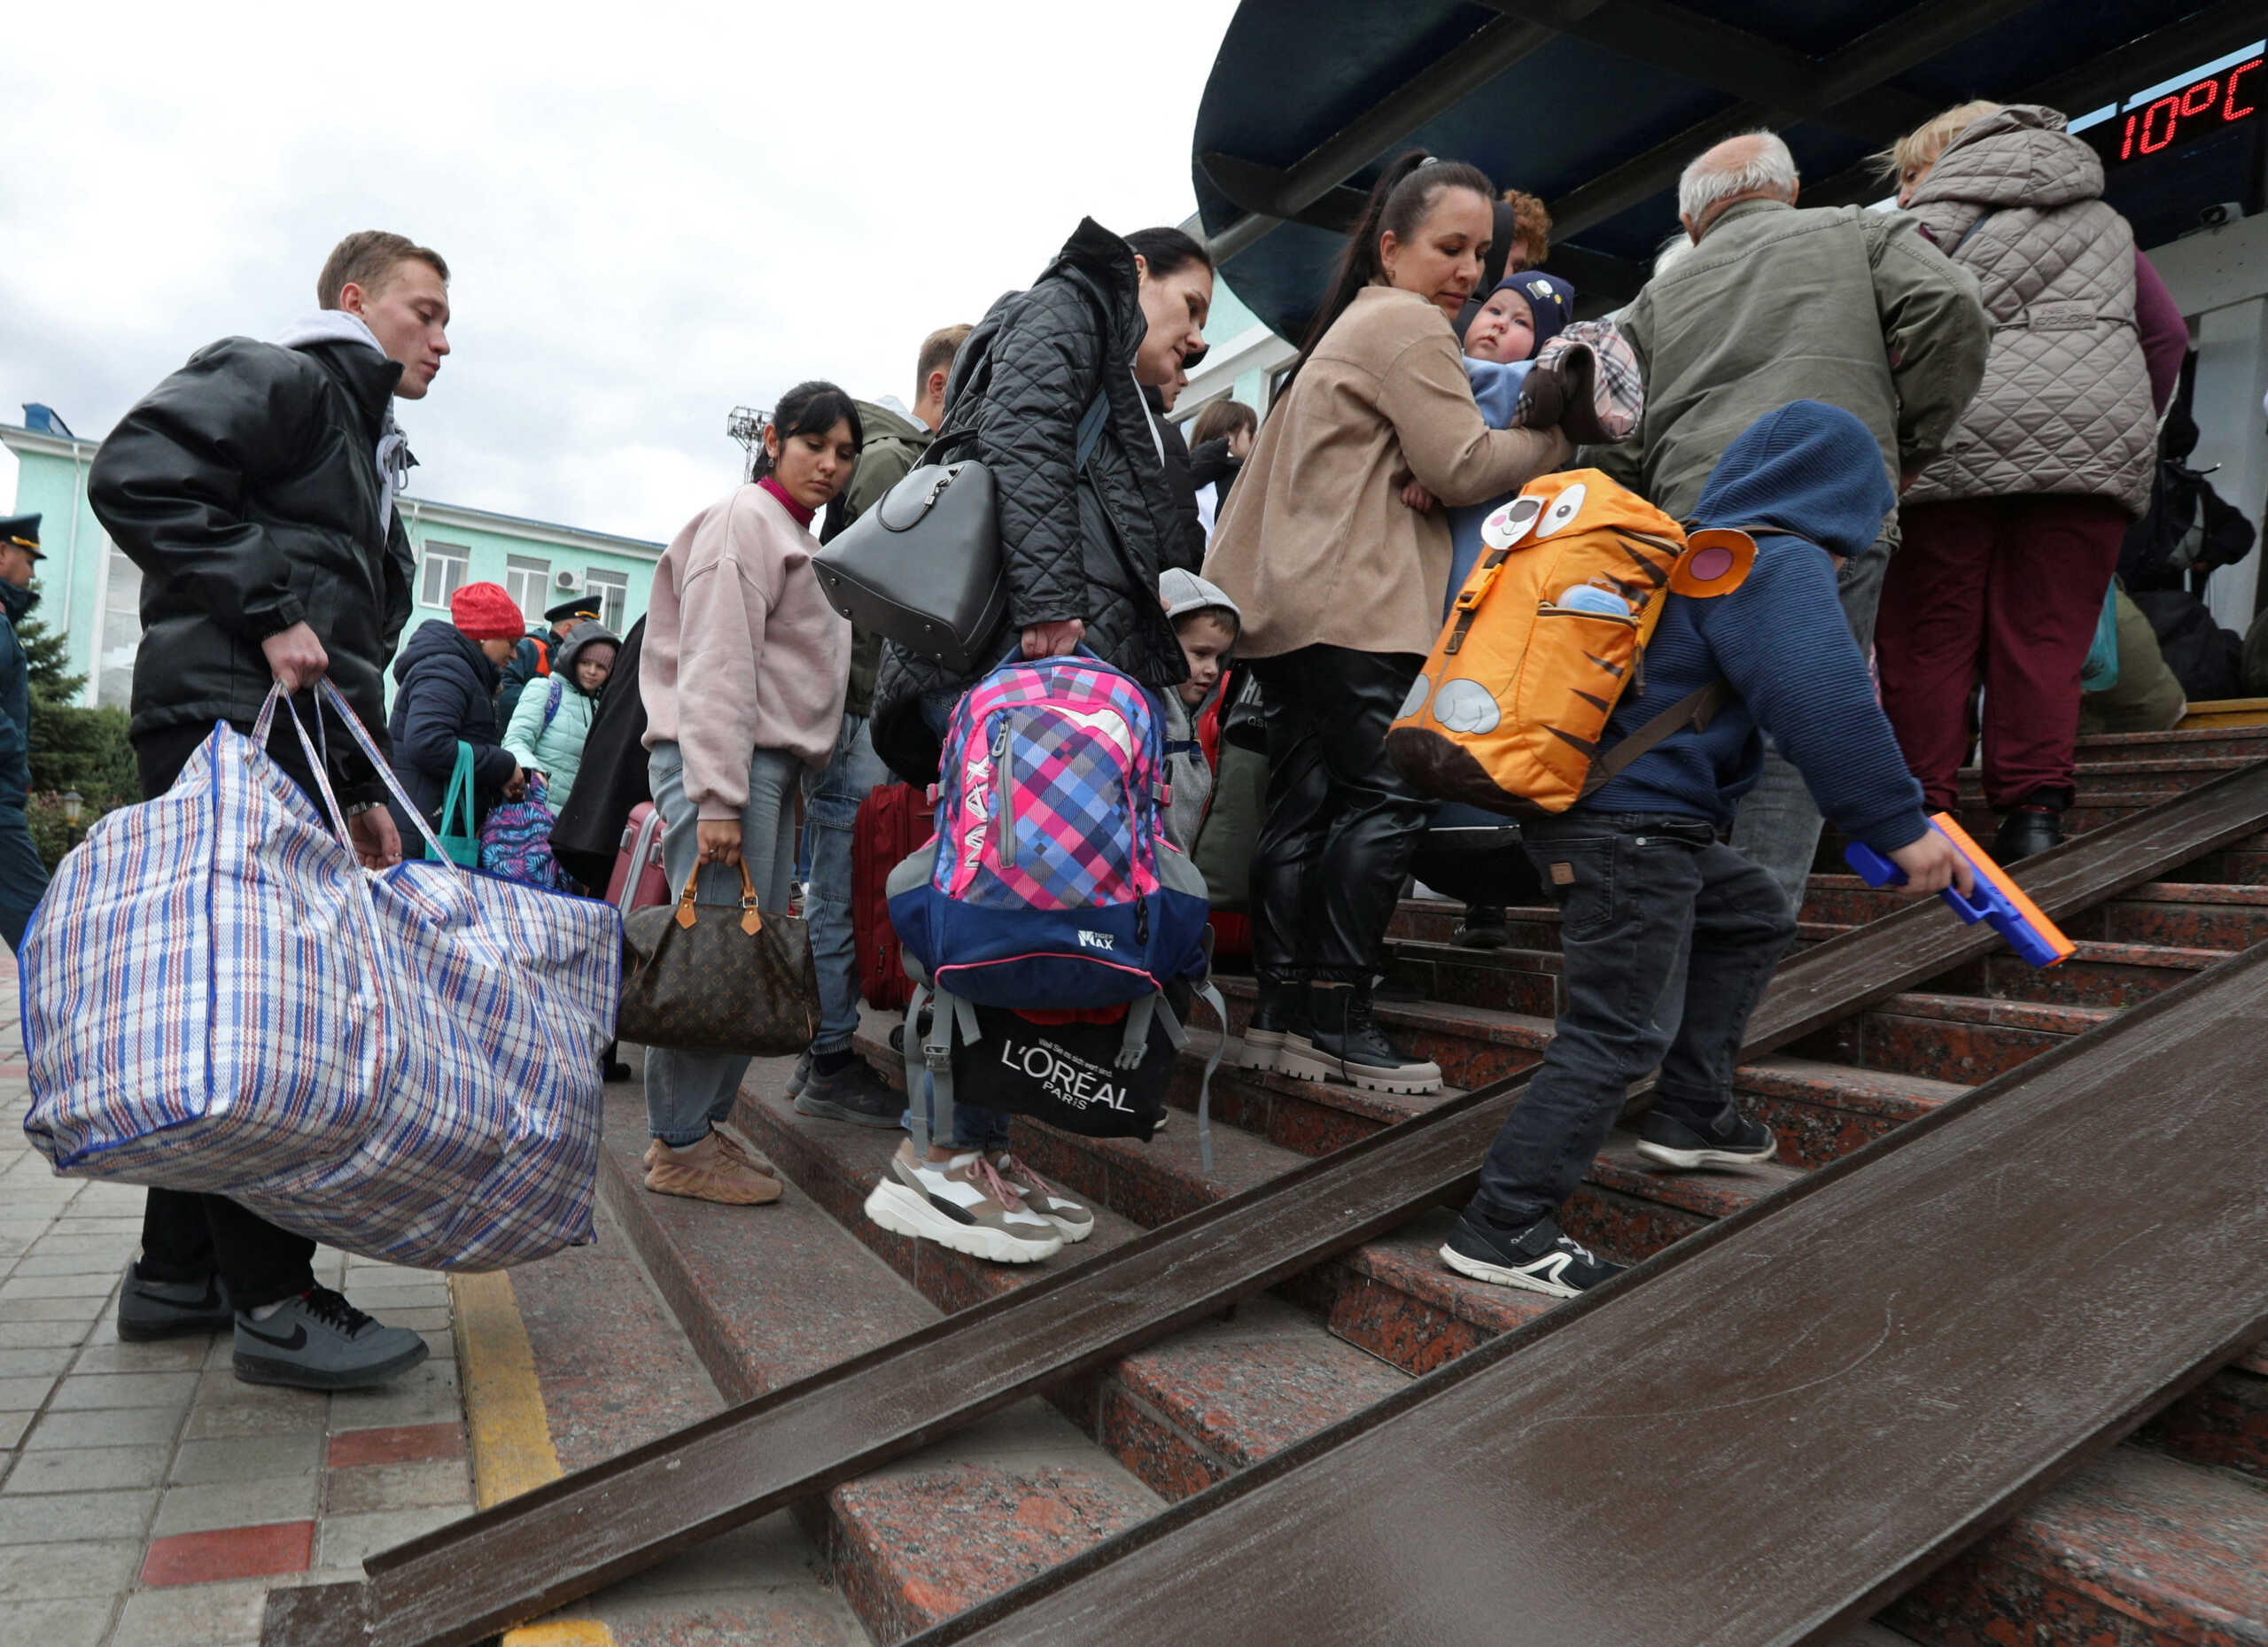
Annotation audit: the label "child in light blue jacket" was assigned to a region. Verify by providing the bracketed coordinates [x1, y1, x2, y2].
[501, 624, 620, 816]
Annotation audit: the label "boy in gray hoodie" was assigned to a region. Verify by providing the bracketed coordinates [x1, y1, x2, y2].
[1158, 569, 1241, 852]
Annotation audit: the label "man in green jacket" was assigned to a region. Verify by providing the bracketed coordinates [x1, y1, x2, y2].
[791, 322, 971, 1125]
[1593, 131, 1990, 912]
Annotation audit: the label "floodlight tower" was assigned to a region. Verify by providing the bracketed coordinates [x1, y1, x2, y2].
[726, 405, 768, 481]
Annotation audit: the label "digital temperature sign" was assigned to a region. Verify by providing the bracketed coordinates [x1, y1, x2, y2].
[2106, 58, 2260, 166]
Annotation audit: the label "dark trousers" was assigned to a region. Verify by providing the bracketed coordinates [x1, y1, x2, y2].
[1876, 495, 2127, 813]
[1248, 646, 1433, 983]
[129, 717, 322, 1311]
[0, 804, 50, 952]
[1470, 814, 1796, 1231]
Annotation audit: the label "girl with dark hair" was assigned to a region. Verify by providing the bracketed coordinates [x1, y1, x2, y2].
[635, 380, 859, 1206]
[1202, 152, 1571, 1099]
[866, 219, 1212, 1266]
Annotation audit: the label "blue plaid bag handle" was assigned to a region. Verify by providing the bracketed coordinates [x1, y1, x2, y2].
[300, 679, 469, 871]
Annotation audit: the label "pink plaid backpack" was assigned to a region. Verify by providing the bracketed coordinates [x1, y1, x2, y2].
[885, 652, 1226, 1164]
[891, 652, 1212, 1007]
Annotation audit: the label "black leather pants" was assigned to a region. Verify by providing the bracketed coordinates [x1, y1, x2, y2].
[1248, 645, 1433, 983]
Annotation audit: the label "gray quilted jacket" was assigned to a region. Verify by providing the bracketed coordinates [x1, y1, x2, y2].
[1903, 105, 2155, 517]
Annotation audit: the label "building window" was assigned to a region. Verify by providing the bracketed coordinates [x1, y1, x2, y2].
[504, 555, 551, 623]
[584, 568, 628, 632]
[95, 540, 142, 711]
[419, 540, 469, 607]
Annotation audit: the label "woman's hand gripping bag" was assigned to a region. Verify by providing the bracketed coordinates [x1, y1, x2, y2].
[1386, 470, 1754, 815]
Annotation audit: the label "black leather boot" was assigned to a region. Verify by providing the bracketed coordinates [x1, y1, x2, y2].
[1278, 981, 1442, 1095]
[1993, 804, 2063, 864]
[1237, 976, 1309, 1072]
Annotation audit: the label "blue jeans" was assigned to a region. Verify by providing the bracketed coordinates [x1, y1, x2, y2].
[643, 739, 802, 1148]
[1470, 812, 1797, 1231]
[802, 713, 889, 1056]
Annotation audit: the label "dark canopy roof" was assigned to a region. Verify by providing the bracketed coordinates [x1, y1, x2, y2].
[1194, 0, 2264, 339]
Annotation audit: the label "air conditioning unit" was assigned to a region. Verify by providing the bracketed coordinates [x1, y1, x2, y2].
[553, 570, 581, 592]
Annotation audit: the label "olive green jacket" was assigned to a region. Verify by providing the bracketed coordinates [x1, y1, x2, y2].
[1590, 198, 1990, 521]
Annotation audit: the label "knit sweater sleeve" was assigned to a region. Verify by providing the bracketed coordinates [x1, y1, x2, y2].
[676, 494, 783, 820]
[1698, 544, 1931, 854]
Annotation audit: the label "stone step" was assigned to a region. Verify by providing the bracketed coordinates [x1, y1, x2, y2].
[1955, 755, 2262, 802]
[1801, 874, 2268, 952]
[725, 1075, 1421, 1522]
[2071, 725, 2268, 763]
[1784, 990, 2116, 1084]
[1888, 1445, 2268, 1647]
[1386, 929, 2230, 1017]
[1213, 973, 2105, 1090]
[594, 1083, 1163, 1645]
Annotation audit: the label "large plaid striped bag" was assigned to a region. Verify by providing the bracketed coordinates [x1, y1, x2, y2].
[19, 682, 619, 1270]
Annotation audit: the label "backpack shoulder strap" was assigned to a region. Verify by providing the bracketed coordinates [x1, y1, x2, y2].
[1074, 388, 1112, 470]
[541, 674, 566, 731]
[1579, 681, 1728, 798]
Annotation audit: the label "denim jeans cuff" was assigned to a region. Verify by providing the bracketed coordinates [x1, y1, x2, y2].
[652, 1125, 711, 1150]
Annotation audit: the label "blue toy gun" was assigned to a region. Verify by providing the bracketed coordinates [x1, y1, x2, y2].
[1845, 812, 2074, 969]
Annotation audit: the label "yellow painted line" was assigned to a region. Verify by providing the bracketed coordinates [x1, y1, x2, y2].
[448, 1270, 617, 1647]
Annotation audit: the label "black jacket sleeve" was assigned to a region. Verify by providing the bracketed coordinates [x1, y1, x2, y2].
[88, 339, 324, 643]
[975, 283, 1107, 630]
[395, 669, 516, 808]
[1152, 400, 1205, 573]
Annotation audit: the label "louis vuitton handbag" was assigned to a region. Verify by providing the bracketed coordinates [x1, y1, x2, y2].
[617, 860, 819, 1056]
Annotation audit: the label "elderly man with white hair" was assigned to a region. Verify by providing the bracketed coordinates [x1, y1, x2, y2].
[1591, 129, 1991, 913]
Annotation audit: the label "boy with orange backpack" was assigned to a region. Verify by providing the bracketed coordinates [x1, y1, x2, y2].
[1410, 402, 1968, 1298]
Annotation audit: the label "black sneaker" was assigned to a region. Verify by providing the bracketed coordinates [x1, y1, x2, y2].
[1452, 906, 1509, 950]
[1440, 1212, 1624, 1298]
[117, 1266, 233, 1342]
[1237, 976, 1308, 1072]
[1278, 983, 1442, 1095]
[795, 1057, 903, 1128]
[1994, 804, 2063, 863]
[1635, 1103, 1779, 1170]
[233, 1286, 430, 1390]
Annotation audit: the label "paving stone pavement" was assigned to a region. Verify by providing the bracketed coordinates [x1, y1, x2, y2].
[0, 950, 476, 1647]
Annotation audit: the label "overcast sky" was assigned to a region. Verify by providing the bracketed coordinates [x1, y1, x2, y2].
[1, 0, 1239, 544]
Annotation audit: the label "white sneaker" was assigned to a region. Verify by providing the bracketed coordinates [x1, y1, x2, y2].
[990, 1152, 1094, 1243]
[864, 1140, 1063, 1263]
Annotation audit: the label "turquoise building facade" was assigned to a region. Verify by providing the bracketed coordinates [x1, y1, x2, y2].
[1, 407, 665, 711]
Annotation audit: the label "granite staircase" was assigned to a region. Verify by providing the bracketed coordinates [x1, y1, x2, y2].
[584, 721, 2268, 1647]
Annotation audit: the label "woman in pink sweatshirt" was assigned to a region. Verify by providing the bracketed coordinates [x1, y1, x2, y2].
[638, 381, 858, 1205]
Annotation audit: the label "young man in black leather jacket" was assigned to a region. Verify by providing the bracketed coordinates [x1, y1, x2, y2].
[87, 230, 453, 1391]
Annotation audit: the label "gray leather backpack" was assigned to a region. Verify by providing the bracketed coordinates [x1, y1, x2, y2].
[814, 388, 1109, 675]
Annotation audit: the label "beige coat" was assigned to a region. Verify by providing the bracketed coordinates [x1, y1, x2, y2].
[1203, 286, 1567, 660]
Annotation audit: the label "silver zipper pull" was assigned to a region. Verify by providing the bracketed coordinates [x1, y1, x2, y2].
[991, 719, 1016, 868]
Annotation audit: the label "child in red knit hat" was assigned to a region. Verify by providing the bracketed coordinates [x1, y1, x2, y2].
[386, 581, 528, 851]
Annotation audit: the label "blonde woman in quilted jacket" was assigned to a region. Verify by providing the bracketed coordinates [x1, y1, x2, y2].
[1873, 102, 2187, 864]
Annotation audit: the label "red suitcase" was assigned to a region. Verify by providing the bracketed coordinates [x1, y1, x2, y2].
[853, 783, 933, 1011]
[604, 802, 671, 915]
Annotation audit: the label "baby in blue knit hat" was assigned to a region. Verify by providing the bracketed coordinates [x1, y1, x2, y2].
[1409, 271, 1600, 619]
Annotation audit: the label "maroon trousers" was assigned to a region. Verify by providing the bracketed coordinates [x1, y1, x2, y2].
[1876, 495, 2126, 813]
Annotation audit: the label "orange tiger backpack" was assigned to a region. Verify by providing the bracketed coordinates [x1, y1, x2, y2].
[1386, 469, 1757, 816]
